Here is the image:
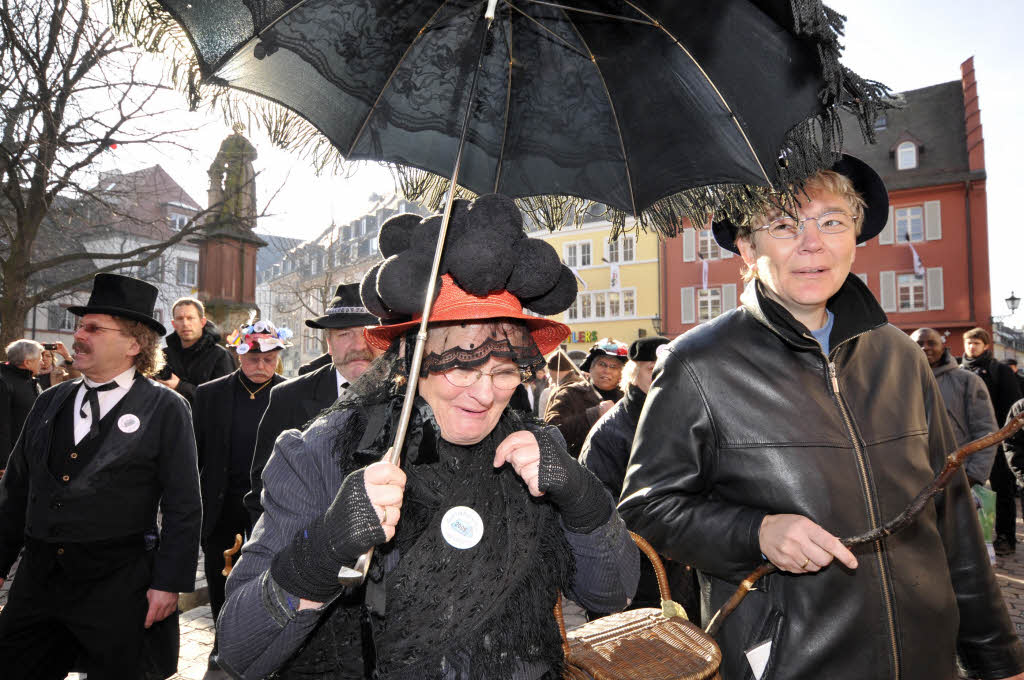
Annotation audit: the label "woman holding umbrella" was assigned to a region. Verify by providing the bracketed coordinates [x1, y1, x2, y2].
[217, 195, 639, 679]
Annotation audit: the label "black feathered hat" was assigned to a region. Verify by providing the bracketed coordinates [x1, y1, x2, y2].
[305, 283, 379, 329]
[712, 154, 889, 254]
[68, 273, 166, 335]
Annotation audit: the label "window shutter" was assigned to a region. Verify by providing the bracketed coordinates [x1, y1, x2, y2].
[721, 246, 733, 259]
[681, 287, 696, 324]
[682, 230, 696, 262]
[924, 200, 942, 240]
[879, 207, 895, 245]
[926, 267, 944, 310]
[879, 271, 897, 312]
[856, 273, 868, 286]
[722, 283, 737, 311]
[603, 239, 610, 263]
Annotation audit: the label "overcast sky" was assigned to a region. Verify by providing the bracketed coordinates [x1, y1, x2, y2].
[99, 1, 1024, 324]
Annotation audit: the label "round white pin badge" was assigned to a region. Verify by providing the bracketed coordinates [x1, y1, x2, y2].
[440, 506, 484, 550]
[118, 414, 141, 434]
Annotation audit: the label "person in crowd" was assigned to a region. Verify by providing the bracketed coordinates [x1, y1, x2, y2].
[529, 366, 550, 417]
[36, 342, 77, 390]
[537, 351, 576, 418]
[911, 328, 999, 486]
[1004, 397, 1024, 498]
[194, 319, 290, 679]
[0, 339, 43, 467]
[544, 338, 627, 458]
[159, 297, 236, 404]
[619, 156, 1024, 679]
[962, 327, 1024, 556]
[579, 336, 697, 619]
[0, 273, 201, 679]
[1004, 358, 1024, 394]
[245, 283, 379, 523]
[217, 197, 638, 679]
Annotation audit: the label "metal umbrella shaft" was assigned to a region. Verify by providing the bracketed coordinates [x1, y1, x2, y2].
[338, 5, 497, 586]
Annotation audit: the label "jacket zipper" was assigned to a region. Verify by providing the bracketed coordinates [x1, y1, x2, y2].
[823, 339, 901, 680]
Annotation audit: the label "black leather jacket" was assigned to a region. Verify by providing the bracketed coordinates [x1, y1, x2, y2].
[619, 276, 1024, 680]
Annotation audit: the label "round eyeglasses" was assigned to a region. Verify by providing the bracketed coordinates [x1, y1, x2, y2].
[754, 211, 856, 240]
[441, 366, 524, 390]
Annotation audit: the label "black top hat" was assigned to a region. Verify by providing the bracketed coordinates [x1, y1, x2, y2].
[305, 283, 379, 330]
[712, 154, 889, 254]
[67, 273, 166, 335]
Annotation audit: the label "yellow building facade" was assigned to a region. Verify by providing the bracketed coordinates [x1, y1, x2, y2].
[531, 220, 661, 354]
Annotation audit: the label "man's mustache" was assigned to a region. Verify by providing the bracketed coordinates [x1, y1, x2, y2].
[340, 349, 374, 365]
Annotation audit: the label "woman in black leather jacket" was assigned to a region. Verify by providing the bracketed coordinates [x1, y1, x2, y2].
[619, 156, 1024, 680]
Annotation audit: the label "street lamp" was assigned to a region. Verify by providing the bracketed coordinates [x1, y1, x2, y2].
[651, 313, 662, 335]
[1007, 291, 1021, 316]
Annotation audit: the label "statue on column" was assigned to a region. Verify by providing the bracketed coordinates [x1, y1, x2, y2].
[207, 122, 259, 232]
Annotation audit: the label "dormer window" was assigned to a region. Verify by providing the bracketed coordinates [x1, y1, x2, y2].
[896, 141, 918, 170]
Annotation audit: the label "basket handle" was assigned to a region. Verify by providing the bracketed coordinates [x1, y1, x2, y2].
[554, 530, 677, 648]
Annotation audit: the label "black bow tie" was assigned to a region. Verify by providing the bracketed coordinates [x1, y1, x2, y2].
[80, 382, 118, 439]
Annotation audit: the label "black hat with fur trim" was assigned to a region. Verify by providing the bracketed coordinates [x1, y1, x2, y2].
[711, 154, 889, 254]
[362, 194, 578, 325]
[628, 336, 670, 362]
[305, 283, 379, 329]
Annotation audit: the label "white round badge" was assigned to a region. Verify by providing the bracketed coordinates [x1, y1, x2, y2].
[440, 506, 484, 550]
[118, 414, 141, 434]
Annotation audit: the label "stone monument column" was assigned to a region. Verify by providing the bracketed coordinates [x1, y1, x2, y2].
[196, 124, 267, 334]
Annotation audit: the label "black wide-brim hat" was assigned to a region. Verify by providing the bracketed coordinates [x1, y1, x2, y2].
[68, 272, 166, 335]
[305, 282, 379, 330]
[712, 154, 889, 254]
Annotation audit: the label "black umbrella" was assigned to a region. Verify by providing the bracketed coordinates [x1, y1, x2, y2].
[115, 0, 890, 234]
[114, 0, 889, 583]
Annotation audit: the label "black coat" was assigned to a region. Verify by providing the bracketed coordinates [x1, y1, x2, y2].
[962, 352, 1023, 425]
[580, 383, 646, 498]
[244, 363, 339, 522]
[0, 375, 201, 592]
[297, 353, 332, 376]
[619, 276, 1024, 680]
[194, 370, 286, 540]
[0, 363, 39, 466]
[162, 323, 236, 404]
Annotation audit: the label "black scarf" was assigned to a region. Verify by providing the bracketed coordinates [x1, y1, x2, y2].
[961, 350, 992, 371]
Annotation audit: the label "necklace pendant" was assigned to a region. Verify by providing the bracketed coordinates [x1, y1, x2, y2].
[250, 393, 255, 400]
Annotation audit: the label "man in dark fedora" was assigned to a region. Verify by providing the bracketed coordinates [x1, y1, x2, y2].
[194, 319, 290, 678]
[244, 283, 379, 522]
[0, 272, 202, 679]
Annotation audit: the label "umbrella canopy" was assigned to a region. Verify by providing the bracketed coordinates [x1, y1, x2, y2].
[114, 0, 890, 234]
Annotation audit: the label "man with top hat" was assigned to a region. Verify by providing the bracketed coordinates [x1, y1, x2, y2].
[244, 283, 379, 523]
[619, 156, 1024, 679]
[193, 319, 290, 678]
[543, 337, 627, 459]
[0, 273, 202, 680]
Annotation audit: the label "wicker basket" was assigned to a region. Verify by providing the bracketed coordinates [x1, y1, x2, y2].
[556, 532, 721, 680]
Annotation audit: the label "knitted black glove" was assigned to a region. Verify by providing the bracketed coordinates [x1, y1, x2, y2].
[270, 468, 386, 601]
[535, 427, 612, 533]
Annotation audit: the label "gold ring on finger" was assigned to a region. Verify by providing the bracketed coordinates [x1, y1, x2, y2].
[800, 557, 810, 569]
[382, 506, 390, 524]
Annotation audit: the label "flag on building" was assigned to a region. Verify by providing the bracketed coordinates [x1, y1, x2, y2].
[909, 243, 925, 277]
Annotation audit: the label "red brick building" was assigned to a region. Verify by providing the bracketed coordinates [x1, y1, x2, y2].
[658, 58, 991, 356]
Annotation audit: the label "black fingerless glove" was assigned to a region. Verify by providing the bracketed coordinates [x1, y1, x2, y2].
[270, 469, 386, 601]
[535, 427, 612, 533]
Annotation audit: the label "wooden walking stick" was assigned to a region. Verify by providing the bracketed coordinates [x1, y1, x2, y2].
[704, 410, 1024, 637]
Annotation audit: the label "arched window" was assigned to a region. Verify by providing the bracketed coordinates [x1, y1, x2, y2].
[897, 141, 918, 170]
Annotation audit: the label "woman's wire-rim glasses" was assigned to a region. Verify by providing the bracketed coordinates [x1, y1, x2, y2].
[441, 366, 524, 390]
[753, 211, 856, 240]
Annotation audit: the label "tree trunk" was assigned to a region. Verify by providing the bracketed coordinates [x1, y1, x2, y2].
[0, 270, 30, 352]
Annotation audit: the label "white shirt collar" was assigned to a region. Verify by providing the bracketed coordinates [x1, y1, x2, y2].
[83, 366, 136, 389]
